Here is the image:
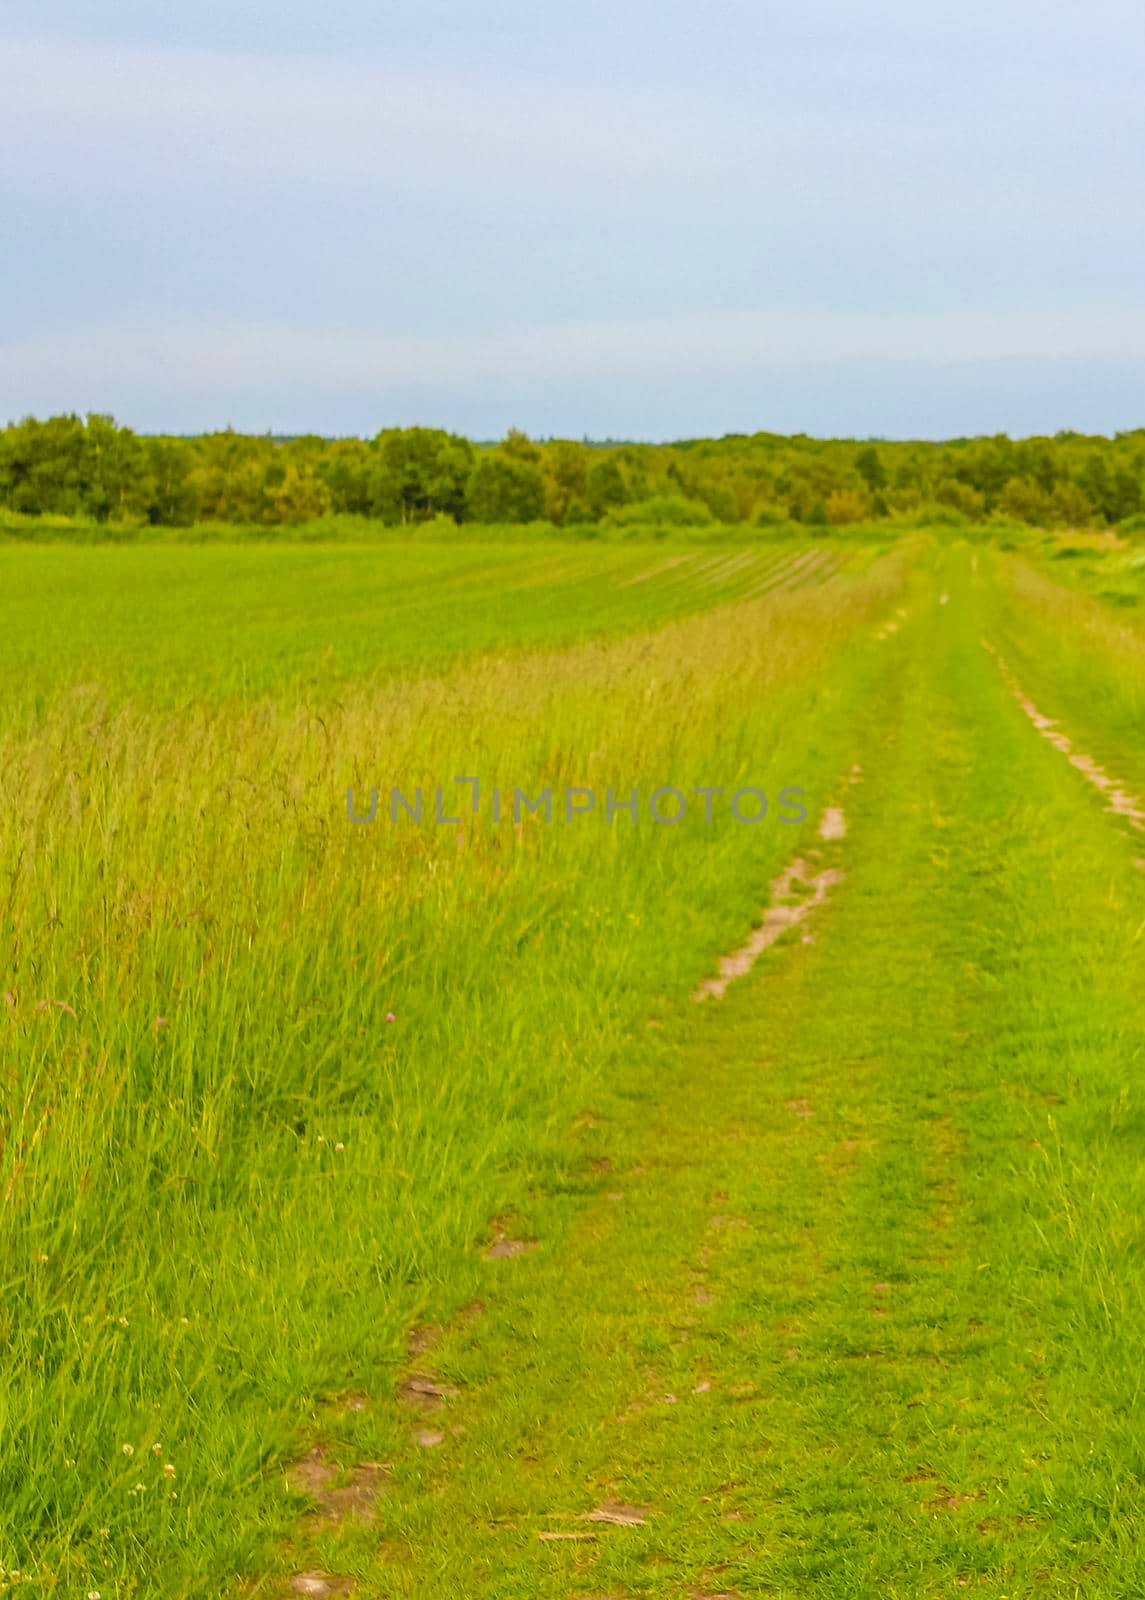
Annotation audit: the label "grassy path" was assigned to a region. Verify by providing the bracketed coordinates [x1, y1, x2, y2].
[279, 550, 1145, 1597]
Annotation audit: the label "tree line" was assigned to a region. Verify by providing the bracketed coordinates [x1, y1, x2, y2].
[3, 413, 1145, 531]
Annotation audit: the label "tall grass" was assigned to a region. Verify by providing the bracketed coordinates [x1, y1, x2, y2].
[991, 551, 1145, 790]
[0, 546, 907, 1593]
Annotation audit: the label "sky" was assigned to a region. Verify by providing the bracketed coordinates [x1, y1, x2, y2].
[2, 1, 1144, 440]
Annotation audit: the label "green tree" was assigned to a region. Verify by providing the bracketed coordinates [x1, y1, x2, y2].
[189, 432, 273, 522]
[998, 477, 1055, 525]
[934, 478, 986, 519]
[501, 427, 542, 464]
[466, 454, 546, 523]
[586, 458, 629, 517]
[145, 439, 198, 525]
[319, 439, 373, 516]
[854, 446, 887, 491]
[82, 414, 152, 523]
[262, 463, 330, 524]
[370, 427, 473, 523]
[1050, 481, 1095, 528]
[540, 439, 589, 523]
[1077, 453, 1114, 521]
[2, 415, 87, 515]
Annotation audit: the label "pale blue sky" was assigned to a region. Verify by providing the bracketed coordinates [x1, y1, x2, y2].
[3, 1, 1143, 438]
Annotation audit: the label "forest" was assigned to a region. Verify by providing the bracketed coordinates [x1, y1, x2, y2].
[3, 412, 1145, 531]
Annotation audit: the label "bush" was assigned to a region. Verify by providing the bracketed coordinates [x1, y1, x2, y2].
[825, 488, 872, 525]
[999, 476, 1056, 526]
[601, 494, 716, 530]
[915, 502, 969, 528]
[934, 478, 986, 518]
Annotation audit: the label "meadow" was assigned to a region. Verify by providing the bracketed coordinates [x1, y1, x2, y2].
[0, 536, 861, 706]
[1032, 530, 1145, 620]
[1, 531, 1143, 1599]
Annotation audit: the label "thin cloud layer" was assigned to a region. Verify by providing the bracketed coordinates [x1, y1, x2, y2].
[2, 7, 1144, 435]
[8, 311, 1145, 393]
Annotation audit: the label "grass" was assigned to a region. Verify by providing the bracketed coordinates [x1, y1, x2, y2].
[1031, 529, 1145, 621]
[1, 533, 1142, 1597]
[0, 537, 859, 709]
[991, 550, 1145, 797]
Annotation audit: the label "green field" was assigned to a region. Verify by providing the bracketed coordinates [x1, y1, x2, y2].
[1033, 530, 1145, 621]
[2, 535, 1143, 1598]
[0, 537, 858, 707]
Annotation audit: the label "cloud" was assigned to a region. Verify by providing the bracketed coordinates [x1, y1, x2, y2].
[0, 35, 696, 198]
[5, 310, 1145, 402]
[3, 28, 1141, 224]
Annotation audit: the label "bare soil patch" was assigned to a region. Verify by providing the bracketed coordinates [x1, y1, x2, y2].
[285, 1447, 389, 1527]
[282, 1573, 355, 1597]
[398, 1375, 456, 1410]
[485, 1236, 538, 1260]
